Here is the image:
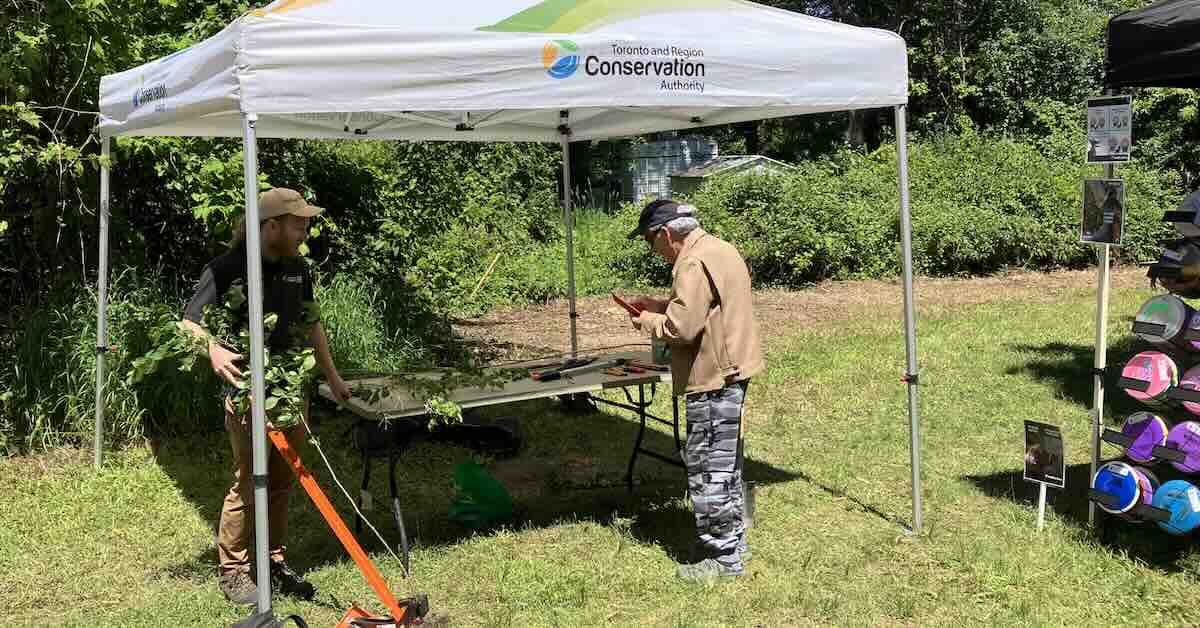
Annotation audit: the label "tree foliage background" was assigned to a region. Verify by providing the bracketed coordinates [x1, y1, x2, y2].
[1, 0, 1197, 449]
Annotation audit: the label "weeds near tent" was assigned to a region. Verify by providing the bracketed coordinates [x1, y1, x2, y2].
[0, 270, 454, 454]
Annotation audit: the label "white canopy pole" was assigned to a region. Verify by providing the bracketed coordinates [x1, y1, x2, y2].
[94, 135, 112, 468]
[560, 110, 579, 357]
[895, 104, 923, 534]
[241, 112, 274, 613]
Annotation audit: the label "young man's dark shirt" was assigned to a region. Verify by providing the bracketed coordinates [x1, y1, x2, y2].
[183, 242, 314, 351]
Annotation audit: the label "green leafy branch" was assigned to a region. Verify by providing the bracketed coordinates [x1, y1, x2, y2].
[127, 279, 321, 430]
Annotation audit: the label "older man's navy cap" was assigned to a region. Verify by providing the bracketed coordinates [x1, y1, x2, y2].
[627, 199, 696, 239]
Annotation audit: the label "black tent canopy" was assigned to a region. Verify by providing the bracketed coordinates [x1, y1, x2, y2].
[1107, 0, 1200, 88]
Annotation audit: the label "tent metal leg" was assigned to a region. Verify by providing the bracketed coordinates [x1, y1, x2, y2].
[241, 112, 273, 614]
[560, 111, 578, 357]
[94, 136, 112, 469]
[894, 104, 923, 535]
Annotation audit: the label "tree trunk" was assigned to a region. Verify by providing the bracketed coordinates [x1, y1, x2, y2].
[742, 121, 760, 155]
[847, 110, 868, 147]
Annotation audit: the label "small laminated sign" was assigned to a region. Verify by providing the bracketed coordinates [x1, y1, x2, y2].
[1024, 421, 1066, 489]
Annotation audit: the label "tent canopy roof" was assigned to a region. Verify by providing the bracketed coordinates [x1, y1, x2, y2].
[99, 0, 908, 142]
[1106, 0, 1200, 89]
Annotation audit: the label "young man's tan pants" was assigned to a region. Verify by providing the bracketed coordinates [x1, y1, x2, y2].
[216, 396, 308, 576]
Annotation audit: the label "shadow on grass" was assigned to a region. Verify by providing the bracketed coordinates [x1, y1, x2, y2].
[151, 394, 801, 582]
[791, 469, 912, 531]
[1004, 334, 1150, 418]
[964, 462, 1199, 572]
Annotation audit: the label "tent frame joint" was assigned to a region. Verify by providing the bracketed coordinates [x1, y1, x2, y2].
[558, 109, 572, 137]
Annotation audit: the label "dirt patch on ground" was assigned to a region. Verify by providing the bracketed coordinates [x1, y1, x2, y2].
[454, 266, 1148, 362]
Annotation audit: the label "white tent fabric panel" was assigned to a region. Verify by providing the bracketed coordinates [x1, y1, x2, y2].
[99, 0, 907, 139]
[99, 24, 241, 138]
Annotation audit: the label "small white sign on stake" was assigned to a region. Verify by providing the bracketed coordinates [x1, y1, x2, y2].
[1024, 421, 1065, 531]
[1087, 95, 1132, 164]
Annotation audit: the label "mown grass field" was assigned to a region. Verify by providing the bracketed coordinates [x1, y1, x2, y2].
[3, 271, 1197, 627]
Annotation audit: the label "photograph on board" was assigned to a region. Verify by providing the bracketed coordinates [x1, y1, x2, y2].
[1024, 421, 1065, 488]
[1080, 178, 1125, 246]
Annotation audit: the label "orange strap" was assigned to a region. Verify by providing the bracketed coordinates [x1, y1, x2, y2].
[268, 430, 409, 623]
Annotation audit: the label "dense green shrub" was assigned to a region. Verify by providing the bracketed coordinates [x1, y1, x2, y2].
[287, 140, 562, 318]
[679, 130, 1180, 285]
[476, 131, 1181, 298]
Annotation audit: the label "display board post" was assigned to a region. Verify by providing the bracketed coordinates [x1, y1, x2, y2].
[1090, 245, 1110, 528]
[1037, 482, 1048, 531]
[1089, 91, 1118, 526]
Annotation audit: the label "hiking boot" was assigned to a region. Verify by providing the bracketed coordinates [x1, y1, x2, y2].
[219, 570, 258, 606]
[270, 559, 316, 600]
[676, 557, 744, 582]
[739, 544, 752, 563]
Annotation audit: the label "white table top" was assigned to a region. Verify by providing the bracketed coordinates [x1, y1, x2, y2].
[319, 350, 672, 420]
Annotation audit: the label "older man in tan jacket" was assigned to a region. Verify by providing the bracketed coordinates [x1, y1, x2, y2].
[628, 199, 764, 581]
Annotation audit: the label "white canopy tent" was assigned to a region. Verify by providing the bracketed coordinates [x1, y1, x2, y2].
[96, 0, 922, 614]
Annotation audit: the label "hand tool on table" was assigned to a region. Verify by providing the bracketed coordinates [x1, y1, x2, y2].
[551, 358, 626, 380]
[625, 359, 668, 372]
[532, 357, 643, 382]
[529, 357, 595, 382]
[604, 365, 647, 377]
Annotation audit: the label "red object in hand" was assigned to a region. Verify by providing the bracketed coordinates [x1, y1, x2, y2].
[612, 293, 644, 316]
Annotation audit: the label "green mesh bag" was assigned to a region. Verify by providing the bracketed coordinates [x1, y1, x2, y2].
[448, 460, 513, 528]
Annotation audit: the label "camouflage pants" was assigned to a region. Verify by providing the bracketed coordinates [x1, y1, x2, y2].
[684, 380, 748, 565]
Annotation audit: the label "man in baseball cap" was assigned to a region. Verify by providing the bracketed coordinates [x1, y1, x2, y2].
[627, 198, 695, 240]
[259, 187, 324, 221]
[179, 187, 350, 605]
[626, 198, 764, 582]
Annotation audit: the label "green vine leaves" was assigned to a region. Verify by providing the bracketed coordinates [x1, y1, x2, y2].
[127, 280, 320, 430]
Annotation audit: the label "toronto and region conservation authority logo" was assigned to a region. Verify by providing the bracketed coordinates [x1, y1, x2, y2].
[543, 40, 580, 79]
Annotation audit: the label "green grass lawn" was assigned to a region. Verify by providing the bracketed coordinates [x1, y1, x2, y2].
[4, 278, 1199, 627]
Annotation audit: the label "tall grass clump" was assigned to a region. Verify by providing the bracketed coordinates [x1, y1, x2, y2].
[0, 271, 222, 453]
[313, 273, 432, 373]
